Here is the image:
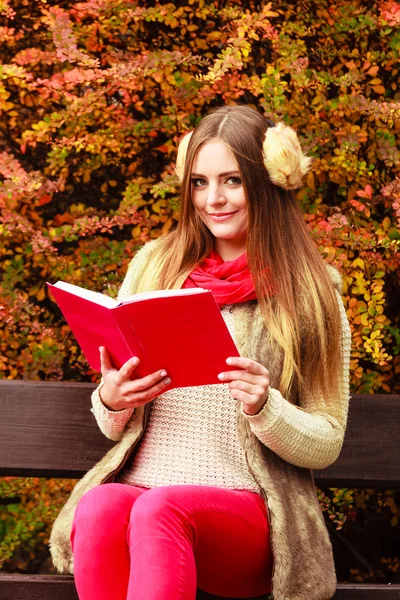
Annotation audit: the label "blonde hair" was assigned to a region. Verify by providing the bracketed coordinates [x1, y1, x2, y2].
[137, 105, 342, 404]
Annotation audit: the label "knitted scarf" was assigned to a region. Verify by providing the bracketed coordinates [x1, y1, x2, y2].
[182, 248, 257, 307]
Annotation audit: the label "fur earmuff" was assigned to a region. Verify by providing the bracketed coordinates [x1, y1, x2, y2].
[263, 122, 313, 190]
[175, 131, 193, 182]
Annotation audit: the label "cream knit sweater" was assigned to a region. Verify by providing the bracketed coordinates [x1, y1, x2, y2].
[90, 290, 351, 489]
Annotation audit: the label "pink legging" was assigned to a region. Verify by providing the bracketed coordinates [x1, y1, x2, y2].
[71, 483, 273, 599]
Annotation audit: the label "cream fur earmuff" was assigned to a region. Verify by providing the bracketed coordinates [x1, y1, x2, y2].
[174, 130, 193, 181]
[262, 122, 313, 190]
[174, 122, 312, 190]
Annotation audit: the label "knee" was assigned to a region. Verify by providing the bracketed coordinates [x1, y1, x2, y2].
[130, 486, 188, 531]
[73, 483, 130, 530]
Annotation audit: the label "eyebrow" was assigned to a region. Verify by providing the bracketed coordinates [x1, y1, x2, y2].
[190, 170, 240, 178]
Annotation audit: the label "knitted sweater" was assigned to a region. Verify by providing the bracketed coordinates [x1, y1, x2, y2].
[90, 282, 351, 489]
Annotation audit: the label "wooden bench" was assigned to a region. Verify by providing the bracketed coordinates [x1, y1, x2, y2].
[1, 380, 399, 599]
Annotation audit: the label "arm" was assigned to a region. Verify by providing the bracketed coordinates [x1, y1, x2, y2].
[89, 240, 158, 441]
[90, 378, 134, 442]
[241, 290, 352, 470]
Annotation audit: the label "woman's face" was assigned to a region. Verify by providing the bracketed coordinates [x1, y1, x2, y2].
[190, 138, 248, 261]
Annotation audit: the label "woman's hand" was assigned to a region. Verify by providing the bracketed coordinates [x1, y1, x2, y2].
[98, 346, 171, 411]
[218, 357, 270, 416]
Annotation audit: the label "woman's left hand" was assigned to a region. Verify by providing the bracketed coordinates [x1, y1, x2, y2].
[218, 357, 270, 416]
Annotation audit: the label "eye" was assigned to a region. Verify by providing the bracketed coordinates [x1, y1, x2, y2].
[191, 176, 242, 187]
[191, 177, 207, 187]
[226, 176, 242, 185]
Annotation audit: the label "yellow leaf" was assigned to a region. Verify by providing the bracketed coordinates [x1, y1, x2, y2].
[352, 257, 365, 269]
[371, 85, 385, 94]
[306, 171, 315, 190]
[37, 287, 45, 301]
[361, 313, 370, 326]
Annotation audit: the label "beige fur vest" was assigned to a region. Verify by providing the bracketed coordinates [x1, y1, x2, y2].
[50, 241, 344, 600]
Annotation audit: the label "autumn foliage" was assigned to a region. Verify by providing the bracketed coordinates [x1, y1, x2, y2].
[0, 0, 399, 581]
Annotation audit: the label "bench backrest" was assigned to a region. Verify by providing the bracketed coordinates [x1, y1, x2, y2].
[1, 381, 400, 488]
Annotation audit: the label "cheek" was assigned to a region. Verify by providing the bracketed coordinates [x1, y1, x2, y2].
[191, 191, 204, 212]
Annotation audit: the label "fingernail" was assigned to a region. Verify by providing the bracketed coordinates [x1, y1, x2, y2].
[164, 378, 171, 385]
[226, 358, 233, 365]
[160, 370, 167, 377]
[132, 357, 139, 365]
[218, 373, 225, 380]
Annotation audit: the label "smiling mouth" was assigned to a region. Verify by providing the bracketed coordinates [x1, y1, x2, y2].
[208, 211, 238, 216]
[207, 211, 238, 222]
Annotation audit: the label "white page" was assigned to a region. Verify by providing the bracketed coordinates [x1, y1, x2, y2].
[119, 287, 209, 306]
[51, 281, 117, 309]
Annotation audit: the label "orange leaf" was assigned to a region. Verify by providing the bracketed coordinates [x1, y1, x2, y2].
[367, 66, 379, 76]
[372, 85, 385, 94]
[155, 145, 169, 153]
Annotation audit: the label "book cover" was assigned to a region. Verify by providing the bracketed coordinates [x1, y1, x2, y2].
[47, 282, 240, 389]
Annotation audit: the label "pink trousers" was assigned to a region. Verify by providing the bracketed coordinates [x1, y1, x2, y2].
[71, 483, 273, 599]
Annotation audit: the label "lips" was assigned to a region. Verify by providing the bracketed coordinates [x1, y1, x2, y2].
[207, 211, 238, 221]
[209, 212, 237, 216]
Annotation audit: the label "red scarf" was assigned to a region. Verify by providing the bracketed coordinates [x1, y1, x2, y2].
[182, 249, 258, 307]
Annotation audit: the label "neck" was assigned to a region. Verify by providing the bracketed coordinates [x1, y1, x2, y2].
[214, 238, 247, 262]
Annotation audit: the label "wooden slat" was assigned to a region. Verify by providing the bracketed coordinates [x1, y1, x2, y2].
[0, 575, 79, 600]
[0, 575, 399, 599]
[0, 380, 114, 478]
[314, 393, 400, 488]
[1, 381, 400, 488]
[333, 585, 400, 599]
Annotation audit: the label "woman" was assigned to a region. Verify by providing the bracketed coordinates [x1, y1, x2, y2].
[50, 104, 351, 600]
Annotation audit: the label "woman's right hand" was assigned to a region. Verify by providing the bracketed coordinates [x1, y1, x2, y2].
[98, 346, 171, 411]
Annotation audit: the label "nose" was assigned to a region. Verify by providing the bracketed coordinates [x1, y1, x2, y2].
[207, 183, 227, 208]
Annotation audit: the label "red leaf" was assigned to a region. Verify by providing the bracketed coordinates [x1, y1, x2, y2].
[38, 195, 52, 206]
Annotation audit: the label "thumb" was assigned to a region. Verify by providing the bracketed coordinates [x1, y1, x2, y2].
[99, 346, 115, 374]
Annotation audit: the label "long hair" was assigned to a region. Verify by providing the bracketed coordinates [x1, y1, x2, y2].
[136, 105, 342, 403]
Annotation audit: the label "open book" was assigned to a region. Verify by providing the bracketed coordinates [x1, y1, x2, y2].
[47, 281, 240, 389]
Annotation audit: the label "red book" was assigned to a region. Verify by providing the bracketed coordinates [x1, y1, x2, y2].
[47, 281, 240, 389]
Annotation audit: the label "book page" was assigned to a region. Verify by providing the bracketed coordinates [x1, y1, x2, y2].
[119, 287, 208, 306]
[50, 281, 117, 309]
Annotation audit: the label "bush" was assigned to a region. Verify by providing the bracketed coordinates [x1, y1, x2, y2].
[0, 0, 399, 581]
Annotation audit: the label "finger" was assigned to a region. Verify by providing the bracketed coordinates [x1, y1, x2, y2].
[228, 386, 265, 408]
[119, 355, 140, 381]
[126, 375, 172, 406]
[218, 369, 261, 384]
[127, 369, 169, 393]
[229, 381, 266, 397]
[99, 346, 116, 374]
[226, 356, 268, 376]
[228, 388, 255, 403]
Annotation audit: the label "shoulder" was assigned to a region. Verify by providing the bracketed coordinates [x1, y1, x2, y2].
[127, 237, 162, 270]
[325, 263, 343, 295]
[117, 237, 164, 301]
